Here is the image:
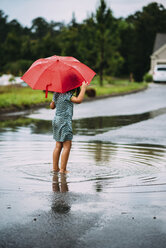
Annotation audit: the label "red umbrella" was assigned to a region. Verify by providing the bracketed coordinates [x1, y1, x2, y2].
[21, 55, 96, 98]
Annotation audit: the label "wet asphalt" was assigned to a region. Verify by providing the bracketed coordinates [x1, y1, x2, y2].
[0, 83, 166, 248]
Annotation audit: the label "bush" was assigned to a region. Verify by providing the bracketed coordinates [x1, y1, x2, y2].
[143, 73, 153, 82]
[9, 75, 16, 83]
[85, 88, 96, 97]
[3, 59, 33, 76]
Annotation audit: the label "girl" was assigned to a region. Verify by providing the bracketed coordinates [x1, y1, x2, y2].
[50, 81, 88, 173]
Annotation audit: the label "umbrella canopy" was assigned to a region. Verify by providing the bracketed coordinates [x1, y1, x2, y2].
[21, 55, 96, 98]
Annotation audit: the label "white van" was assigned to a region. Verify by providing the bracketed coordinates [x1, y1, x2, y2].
[153, 64, 166, 83]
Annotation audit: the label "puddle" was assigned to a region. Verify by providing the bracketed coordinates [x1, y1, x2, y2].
[1, 107, 166, 136]
[0, 135, 166, 194]
[0, 105, 166, 194]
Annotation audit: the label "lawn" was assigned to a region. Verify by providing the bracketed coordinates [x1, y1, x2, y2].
[90, 76, 148, 96]
[0, 85, 52, 110]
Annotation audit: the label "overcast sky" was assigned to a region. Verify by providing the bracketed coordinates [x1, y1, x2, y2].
[1, 0, 166, 27]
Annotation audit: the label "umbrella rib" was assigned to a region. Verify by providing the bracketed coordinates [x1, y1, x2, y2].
[69, 64, 85, 82]
[58, 68, 62, 93]
[62, 61, 85, 79]
[33, 61, 56, 89]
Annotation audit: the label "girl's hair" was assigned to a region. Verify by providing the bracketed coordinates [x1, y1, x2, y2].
[69, 87, 80, 97]
[75, 87, 81, 97]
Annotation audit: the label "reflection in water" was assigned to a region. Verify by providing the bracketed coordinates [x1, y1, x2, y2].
[95, 182, 103, 192]
[73, 107, 166, 136]
[52, 173, 69, 193]
[51, 173, 70, 214]
[87, 142, 116, 163]
[92, 142, 110, 163]
[1, 106, 166, 136]
[73, 114, 150, 135]
[85, 142, 117, 192]
[0, 116, 52, 134]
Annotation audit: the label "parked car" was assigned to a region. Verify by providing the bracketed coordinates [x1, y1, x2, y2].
[153, 64, 166, 83]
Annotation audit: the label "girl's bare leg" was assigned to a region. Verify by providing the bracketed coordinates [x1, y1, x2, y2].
[53, 141, 63, 172]
[60, 140, 72, 173]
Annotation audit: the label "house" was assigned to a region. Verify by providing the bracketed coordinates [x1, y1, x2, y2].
[150, 33, 166, 74]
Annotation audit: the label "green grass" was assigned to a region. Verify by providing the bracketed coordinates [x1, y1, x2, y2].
[0, 77, 148, 111]
[0, 85, 52, 109]
[90, 77, 147, 96]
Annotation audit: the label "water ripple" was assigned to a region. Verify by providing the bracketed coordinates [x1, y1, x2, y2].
[1, 139, 166, 193]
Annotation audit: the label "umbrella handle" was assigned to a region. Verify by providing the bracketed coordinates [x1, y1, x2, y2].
[45, 83, 52, 98]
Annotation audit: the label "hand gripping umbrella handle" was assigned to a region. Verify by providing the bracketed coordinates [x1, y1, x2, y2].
[45, 83, 52, 98]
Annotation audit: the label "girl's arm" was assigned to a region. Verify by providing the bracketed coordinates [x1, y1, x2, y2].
[71, 81, 88, 104]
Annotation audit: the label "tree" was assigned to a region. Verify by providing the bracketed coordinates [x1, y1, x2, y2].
[3, 31, 21, 62]
[0, 10, 9, 42]
[78, 16, 97, 71]
[95, 0, 112, 85]
[0, 10, 9, 69]
[118, 19, 135, 76]
[20, 35, 32, 60]
[7, 19, 23, 35]
[94, 0, 123, 85]
[41, 32, 61, 57]
[31, 17, 49, 39]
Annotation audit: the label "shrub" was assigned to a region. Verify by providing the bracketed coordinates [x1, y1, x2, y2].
[143, 73, 153, 82]
[9, 75, 16, 83]
[85, 88, 96, 97]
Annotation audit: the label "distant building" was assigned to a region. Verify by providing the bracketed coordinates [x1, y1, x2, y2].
[150, 33, 166, 74]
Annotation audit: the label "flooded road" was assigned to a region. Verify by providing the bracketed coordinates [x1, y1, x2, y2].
[0, 83, 166, 248]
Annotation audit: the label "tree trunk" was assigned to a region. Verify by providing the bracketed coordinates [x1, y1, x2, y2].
[99, 66, 103, 86]
[99, 41, 104, 86]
